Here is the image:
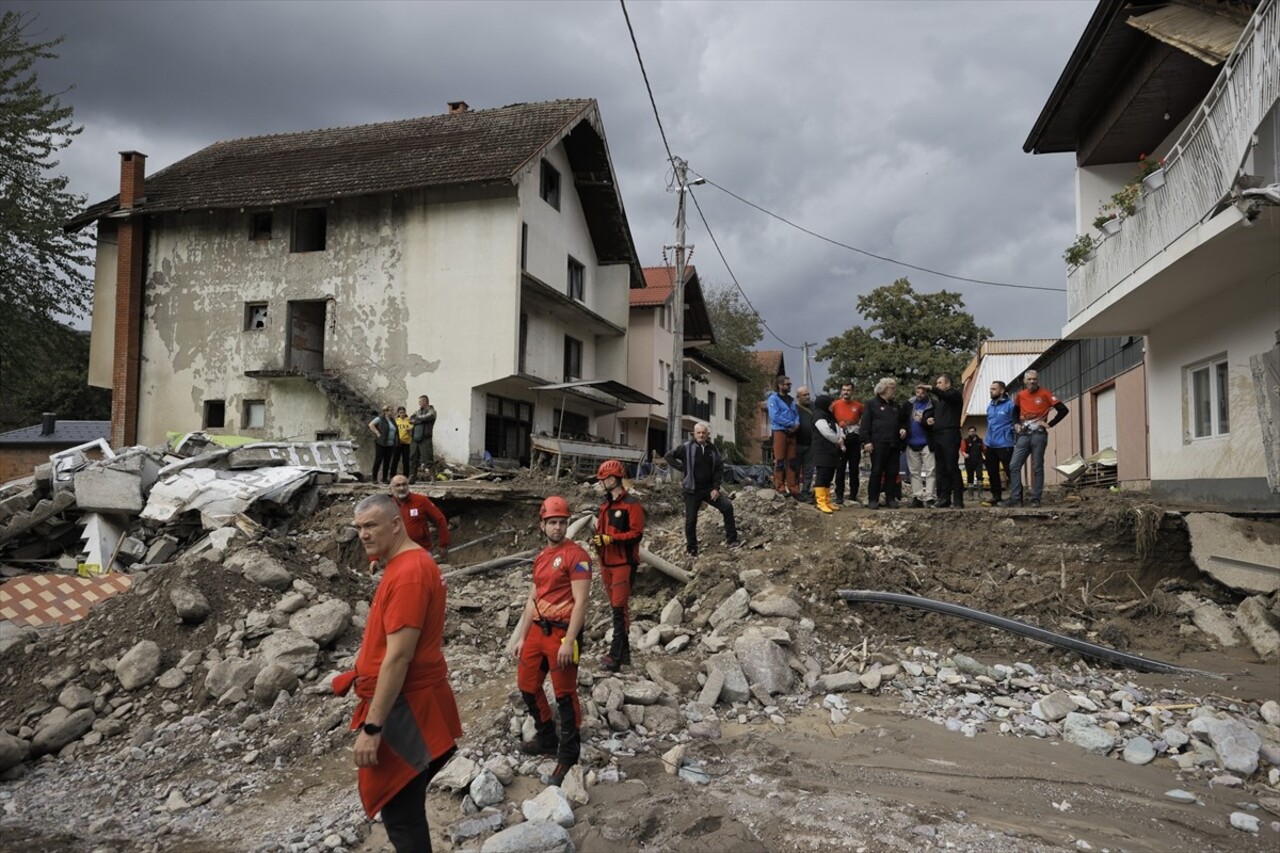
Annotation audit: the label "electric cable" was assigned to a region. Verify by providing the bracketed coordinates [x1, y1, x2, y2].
[688, 187, 801, 351]
[699, 176, 1067, 293]
[619, 0, 675, 168]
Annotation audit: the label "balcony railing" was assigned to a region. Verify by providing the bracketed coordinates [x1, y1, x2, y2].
[681, 392, 710, 421]
[1069, 0, 1279, 320]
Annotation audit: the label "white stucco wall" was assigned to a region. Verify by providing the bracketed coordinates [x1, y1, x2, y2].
[1146, 273, 1279, 487]
[87, 227, 118, 389]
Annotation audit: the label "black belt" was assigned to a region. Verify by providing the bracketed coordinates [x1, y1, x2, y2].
[535, 618, 569, 635]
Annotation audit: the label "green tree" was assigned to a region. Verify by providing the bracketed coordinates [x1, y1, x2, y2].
[817, 278, 992, 396]
[0, 313, 111, 431]
[0, 11, 92, 329]
[702, 282, 771, 449]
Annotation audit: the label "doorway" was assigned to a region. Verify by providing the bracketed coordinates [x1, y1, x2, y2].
[286, 301, 326, 372]
[1094, 386, 1117, 453]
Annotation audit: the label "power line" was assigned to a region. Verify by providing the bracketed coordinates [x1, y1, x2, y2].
[691, 188, 798, 348]
[698, 176, 1067, 293]
[619, 0, 674, 167]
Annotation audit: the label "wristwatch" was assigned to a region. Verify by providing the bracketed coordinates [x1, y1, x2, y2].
[362, 722, 383, 736]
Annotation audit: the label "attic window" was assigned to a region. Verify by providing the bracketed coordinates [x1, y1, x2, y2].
[291, 208, 327, 253]
[567, 257, 584, 301]
[250, 212, 273, 240]
[540, 161, 560, 210]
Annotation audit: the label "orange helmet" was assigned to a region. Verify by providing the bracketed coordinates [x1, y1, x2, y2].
[596, 459, 626, 482]
[539, 495, 572, 520]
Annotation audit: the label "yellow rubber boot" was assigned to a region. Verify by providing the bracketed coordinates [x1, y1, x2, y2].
[814, 486, 834, 514]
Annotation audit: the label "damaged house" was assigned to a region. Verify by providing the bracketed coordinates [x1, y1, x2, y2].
[65, 99, 646, 469]
[1025, 0, 1280, 509]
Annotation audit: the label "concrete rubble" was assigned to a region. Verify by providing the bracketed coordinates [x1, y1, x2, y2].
[0, 466, 1276, 850]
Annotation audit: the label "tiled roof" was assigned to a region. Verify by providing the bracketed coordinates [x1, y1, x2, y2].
[634, 265, 697, 306]
[752, 350, 785, 376]
[67, 100, 596, 229]
[0, 421, 111, 446]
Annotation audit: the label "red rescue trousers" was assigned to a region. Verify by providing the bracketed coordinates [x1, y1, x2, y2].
[517, 623, 581, 727]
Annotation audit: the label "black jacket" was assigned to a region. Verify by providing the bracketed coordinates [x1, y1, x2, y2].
[860, 396, 909, 446]
[665, 440, 723, 493]
[930, 386, 963, 431]
[796, 404, 815, 447]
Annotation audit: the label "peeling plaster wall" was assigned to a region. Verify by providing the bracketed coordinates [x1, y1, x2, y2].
[1147, 273, 1280, 504]
[113, 137, 633, 465]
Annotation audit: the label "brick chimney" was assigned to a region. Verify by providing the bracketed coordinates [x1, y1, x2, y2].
[447, 101, 470, 114]
[112, 151, 147, 448]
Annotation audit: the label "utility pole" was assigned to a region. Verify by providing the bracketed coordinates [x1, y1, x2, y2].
[801, 342, 815, 393]
[666, 157, 696, 450]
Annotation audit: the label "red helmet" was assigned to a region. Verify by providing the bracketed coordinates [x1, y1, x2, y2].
[539, 495, 572, 520]
[596, 459, 626, 481]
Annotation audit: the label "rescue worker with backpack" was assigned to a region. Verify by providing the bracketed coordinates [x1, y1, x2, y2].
[591, 460, 644, 672]
[513, 496, 591, 787]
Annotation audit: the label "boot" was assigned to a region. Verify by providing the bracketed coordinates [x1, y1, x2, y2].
[554, 694, 581, 768]
[813, 487, 834, 514]
[518, 719, 558, 757]
[601, 606, 627, 672]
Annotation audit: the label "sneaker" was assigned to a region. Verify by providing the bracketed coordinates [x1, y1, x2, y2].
[885, 500, 900, 509]
[541, 762, 573, 787]
[865, 503, 878, 510]
[1030, 499, 1041, 508]
[599, 654, 621, 673]
[909, 498, 924, 509]
[999, 499, 1022, 508]
[726, 540, 742, 550]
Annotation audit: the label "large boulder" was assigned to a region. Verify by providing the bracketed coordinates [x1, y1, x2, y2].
[205, 658, 264, 699]
[1205, 717, 1262, 775]
[169, 582, 210, 623]
[733, 632, 794, 695]
[257, 630, 318, 676]
[288, 600, 352, 647]
[116, 640, 162, 691]
[481, 821, 574, 853]
[749, 590, 801, 619]
[522, 786, 575, 827]
[252, 663, 300, 703]
[227, 549, 294, 591]
[0, 732, 30, 772]
[1062, 712, 1115, 755]
[32, 708, 94, 755]
[468, 769, 505, 808]
[709, 588, 750, 629]
[705, 652, 750, 704]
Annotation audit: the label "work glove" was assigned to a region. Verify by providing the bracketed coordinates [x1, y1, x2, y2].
[591, 534, 612, 547]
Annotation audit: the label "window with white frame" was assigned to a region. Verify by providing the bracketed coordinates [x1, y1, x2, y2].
[1187, 356, 1230, 439]
[243, 400, 266, 429]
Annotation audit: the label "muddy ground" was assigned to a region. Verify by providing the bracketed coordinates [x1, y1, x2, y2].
[1, 477, 1277, 853]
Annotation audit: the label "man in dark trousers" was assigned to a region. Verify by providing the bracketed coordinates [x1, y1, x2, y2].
[665, 421, 740, 556]
[795, 385, 816, 502]
[984, 381, 1016, 507]
[929, 374, 966, 508]
[960, 427, 986, 498]
[859, 378, 908, 509]
[592, 459, 644, 672]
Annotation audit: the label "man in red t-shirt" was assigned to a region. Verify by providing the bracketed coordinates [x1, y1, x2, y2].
[1008, 369, 1069, 507]
[390, 475, 450, 562]
[336, 494, 463, 853]
[513, 496, 591, 788]
[831, 382, 865, 505]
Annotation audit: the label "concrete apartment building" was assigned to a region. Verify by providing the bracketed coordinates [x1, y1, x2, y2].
[1026, 0, 1279, 508]
[66, 99, 646, 468]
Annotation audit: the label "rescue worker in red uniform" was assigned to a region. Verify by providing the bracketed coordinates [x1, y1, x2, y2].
[592, 460, 644, 673]
[390, 475, 450, 562]
[513, 496, 591, 787]
[334, 493, 462, 853]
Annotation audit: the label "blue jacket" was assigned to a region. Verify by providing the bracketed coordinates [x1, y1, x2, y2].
[767, 392, 799, 432]
[987, 395, 1016, 448]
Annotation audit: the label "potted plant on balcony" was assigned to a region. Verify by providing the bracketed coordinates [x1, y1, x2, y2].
[1093, 204, 1122, 236]
[1063, 234, 1096, 268]
[1138, 153, 1166, 191]
[1112, 182, 1142, 216]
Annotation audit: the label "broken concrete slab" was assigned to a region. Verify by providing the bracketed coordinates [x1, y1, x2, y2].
[74, 466, 143, 514]
[1177, 593, 1241, 647]
[1235, 596, 1280, 660]
[1184, 513, 1280, 595]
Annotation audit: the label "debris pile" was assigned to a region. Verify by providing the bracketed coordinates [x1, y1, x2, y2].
[0, 471, 1276, 851]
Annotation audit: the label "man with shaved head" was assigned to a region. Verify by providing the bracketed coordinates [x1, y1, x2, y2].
[332, 494, 462, 852]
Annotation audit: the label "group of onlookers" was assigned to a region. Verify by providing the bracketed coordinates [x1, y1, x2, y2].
[769, 369, 1068, 511]
[368, 395, 437, 484]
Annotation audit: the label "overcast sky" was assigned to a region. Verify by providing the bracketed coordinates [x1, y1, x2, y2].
[19, 0, 1092, 388]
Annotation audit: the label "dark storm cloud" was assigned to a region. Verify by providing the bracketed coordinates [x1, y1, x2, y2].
[18, 0, 1094, 386]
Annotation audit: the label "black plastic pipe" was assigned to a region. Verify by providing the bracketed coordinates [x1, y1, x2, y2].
[837, 589, 1212, 676]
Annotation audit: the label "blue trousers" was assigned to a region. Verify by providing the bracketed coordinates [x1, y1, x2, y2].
[1009, 430, 1048, 503]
